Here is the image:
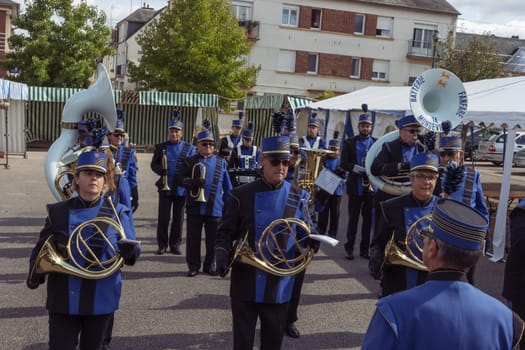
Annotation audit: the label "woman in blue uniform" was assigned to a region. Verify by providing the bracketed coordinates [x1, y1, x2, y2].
[27, 150, 140, 350]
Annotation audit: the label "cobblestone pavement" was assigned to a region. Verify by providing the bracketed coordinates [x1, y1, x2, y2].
[0, 152, 520, 349]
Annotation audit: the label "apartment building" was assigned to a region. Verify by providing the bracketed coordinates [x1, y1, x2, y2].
[0, 0, 19, 78]
[109, 1, 459, 98]
[238, 0, 459, 98]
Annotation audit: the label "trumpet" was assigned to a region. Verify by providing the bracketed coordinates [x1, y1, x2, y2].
[161, 149, 171, 191]
[190, 163, 207, 203]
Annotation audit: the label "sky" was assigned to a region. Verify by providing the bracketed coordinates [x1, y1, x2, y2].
[18, 0, 525, 39]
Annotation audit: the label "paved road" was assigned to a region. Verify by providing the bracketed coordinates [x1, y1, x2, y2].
[0, 152, 517, 349]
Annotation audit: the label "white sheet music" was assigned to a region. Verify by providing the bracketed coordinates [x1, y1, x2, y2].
[315, 168, 344, 195]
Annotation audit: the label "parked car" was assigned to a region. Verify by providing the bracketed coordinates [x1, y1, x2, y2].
[458, 125, 502, 160]
[477, 131, 525, 165]
[513, 148, 525, 167]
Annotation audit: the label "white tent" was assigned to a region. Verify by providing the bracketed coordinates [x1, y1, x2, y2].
[305, 75, 525, 262]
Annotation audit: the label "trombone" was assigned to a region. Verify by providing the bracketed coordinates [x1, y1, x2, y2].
[190, 163, 207, 203]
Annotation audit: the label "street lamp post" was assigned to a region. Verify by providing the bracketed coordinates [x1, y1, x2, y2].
[432, 30, 440, 68]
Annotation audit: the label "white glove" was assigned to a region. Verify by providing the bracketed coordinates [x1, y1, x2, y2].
[352, 164, 366, 175]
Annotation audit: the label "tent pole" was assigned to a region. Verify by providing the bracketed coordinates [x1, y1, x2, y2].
[1, 100, 8, 169]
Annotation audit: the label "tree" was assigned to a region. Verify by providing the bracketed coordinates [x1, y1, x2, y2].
[436, 32, 503, 82]
[127, 0, 259, 109]
[2, 0, 113, 87]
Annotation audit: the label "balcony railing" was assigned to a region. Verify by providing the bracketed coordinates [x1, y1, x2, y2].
[407, 39, 434, 58]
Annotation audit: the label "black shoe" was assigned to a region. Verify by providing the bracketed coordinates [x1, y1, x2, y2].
[170, 245, 182, 255]
[285, 323, 300, 338]
[156, 247, 167, 255]
[187, 270, 199, 277]
[345, 251, 355, 260]
[360, 252, 370, 259]
[203, 267, 218, 276]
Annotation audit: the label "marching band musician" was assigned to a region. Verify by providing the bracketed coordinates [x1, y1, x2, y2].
[300, 114, 326, 150]
[285, 132, 304, 183]
[363, 199, 524, 350]
[317, 131, 346, 239]
[369, 152, 440, 297]
[150, 112, 196, 255]
[174, 121, 233, 277]
[438, 135, 489, 222]
[229, 122, 261, 185]
[438, 135, 489, 285]
[215, 135, 314, 350]
[26, 150, 140, 350]
[219, 111, 243, 163]
[340, 113, 377, 260]
[370, 115, 424, 216]
[107, 112, 139, 213]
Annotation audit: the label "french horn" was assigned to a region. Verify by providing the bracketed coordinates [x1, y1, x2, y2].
[382, 215, 431, 272]
[224, 217, 314, 277]
[45, 64, 117, 201]
[28, 198, 127, 280]
[365, 68, 467, 195]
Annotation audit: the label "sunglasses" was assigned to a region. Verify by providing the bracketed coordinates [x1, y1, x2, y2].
[411, 173, 438, 181]
[269, 159, 290, 167]
[439, 150, 457, 157]
[200, 142, 214, 147]
[403, 128, 420, 134]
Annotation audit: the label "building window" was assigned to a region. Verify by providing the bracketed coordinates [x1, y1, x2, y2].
[311, 8, 322, 29]
[282, 5, 299, 26]
[278, 50, 296, 72]
[376, 17, 393, 38]
[351, 58, 361, 78]
[411, 25, 437, 56]
[355, 14, 365, 35]
[233, 1, 253, 21]
[307, 53, 318, 74]
[372, 60, 388, 81]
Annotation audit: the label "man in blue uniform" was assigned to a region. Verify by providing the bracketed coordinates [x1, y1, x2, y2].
[369, 152, 440, 297]
[107, 117, 139, 213]
[438, 135, 489, 221]
[340, 113, 376, 259]
[175, 125, 233, 276]
[300, 115, 326, 150]
[438, 134, 489, 284]
[219, 112, 243, 163]
[215, 135, 312, 350]
[151, 113, 196, 255]
[370, 115, 424, 215]
[27, 150, 140, 350]
[362, 198, 524, 350]
[318, 131, 346, 239]
[228, 123, 261, 186]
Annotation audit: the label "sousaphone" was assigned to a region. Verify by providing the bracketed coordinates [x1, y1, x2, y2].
[45, 64, 117, 201]
[365, 68, 467, 195]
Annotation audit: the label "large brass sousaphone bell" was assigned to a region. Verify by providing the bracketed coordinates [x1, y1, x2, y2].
[45, 64, 117, 201]
[365, 68, 467, 195]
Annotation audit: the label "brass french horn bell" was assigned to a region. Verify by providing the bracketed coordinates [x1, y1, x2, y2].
[225, 217, 314, 277]
[383, 215, 431, 272]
